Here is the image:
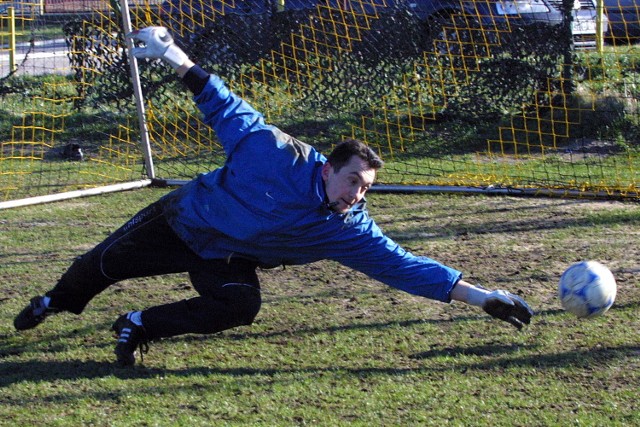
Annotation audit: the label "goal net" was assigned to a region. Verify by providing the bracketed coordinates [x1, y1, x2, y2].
[1, 0, 639, 207]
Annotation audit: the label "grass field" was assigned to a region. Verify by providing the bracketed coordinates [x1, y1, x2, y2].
[0, 188, 638, 425]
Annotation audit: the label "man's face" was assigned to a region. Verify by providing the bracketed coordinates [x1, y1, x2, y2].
[322, 156, 376, 214]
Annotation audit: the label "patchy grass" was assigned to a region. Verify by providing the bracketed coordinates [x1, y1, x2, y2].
[0, 189, 638, 425]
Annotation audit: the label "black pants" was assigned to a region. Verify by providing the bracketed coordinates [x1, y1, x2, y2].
[46, 201, 261, 340]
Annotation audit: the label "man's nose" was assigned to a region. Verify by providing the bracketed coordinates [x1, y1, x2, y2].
[351, 188, 363, 201]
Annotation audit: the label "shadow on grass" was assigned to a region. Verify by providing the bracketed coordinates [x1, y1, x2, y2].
[216, 300, 639, 341]
[412, 343, 640, 371]
[1, 300, 638, 390]
[0, 343, 638, 404]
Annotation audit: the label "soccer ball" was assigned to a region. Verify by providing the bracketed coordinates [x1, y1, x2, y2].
[558, 261, 617, 318]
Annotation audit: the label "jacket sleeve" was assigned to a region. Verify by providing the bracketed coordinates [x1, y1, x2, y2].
[330, 219, 462, 302]
[192, 73, 271, 157]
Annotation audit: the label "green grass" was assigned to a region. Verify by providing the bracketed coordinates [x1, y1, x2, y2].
[0, 189, 638, 425]
[11, 21, 64, 44]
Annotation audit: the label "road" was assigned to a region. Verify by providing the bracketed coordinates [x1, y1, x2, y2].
[0, 38, 71, 76]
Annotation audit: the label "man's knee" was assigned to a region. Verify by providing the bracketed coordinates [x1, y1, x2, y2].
[222, 283, 261, 325]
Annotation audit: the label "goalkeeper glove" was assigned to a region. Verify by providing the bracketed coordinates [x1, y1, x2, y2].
[126, 26, 188, 70]
[467, 286, 534, 330]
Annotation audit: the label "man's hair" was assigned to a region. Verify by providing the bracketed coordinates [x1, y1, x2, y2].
[326, 139, 384, 172]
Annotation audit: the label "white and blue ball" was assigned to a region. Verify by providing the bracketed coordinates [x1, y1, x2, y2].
[558, 261, 617, 318]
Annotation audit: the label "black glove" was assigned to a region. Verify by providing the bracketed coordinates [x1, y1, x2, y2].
[482, 290, 534, 330]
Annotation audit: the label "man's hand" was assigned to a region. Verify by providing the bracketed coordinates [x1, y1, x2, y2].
[482, 290, 533, 330]
[451, 281, 534, 330]
[126, 27, 188, 69]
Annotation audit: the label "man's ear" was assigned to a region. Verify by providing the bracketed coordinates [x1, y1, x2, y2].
[321, 162, 332, 180]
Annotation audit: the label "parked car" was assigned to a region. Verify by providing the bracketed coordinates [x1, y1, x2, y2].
[411, 0, 606, 49]
[160, 0, 607, 49]
[604, 0, 640, 43]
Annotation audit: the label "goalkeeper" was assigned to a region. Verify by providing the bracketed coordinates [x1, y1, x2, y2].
[14, 27, 534, 366]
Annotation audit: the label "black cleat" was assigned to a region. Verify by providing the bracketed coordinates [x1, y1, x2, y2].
[14, 296, 59, 331]
[112, 313, 149, 367]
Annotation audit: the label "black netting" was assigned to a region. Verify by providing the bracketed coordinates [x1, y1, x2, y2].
[62, 7, 573, 120]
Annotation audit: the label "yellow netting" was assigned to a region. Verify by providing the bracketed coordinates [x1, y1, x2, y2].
[1, 0, 639, 203]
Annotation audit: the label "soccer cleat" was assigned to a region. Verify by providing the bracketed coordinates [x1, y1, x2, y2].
[14, 296, 59, 331]
[112, 313, 149, 367]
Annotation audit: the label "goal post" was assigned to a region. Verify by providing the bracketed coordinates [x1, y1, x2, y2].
[0, 179, 152, 210]
[119, 0, 156, 181]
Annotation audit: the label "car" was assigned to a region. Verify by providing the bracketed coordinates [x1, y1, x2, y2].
[409, 0, 606, 49]
[159, 0, 606, 49]
[604, 0, 640, 43]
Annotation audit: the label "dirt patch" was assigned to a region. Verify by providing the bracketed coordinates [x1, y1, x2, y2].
[256, 193, 640, 319]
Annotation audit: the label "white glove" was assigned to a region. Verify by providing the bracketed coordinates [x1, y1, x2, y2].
[467, 287, 534, 330]
[126, 26, 188, 70]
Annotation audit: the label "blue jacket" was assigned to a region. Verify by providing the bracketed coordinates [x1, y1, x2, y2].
[162, 73, 462, 302]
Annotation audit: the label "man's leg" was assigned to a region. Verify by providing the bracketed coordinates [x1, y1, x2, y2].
[111, 257, 261, 366]
[140, 258, 261, 339]
[14, 200, 196, 330]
